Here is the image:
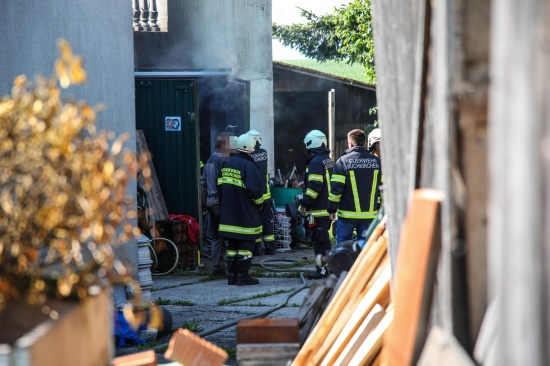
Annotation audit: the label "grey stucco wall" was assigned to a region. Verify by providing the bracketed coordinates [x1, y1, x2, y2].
[1, 2, 138, 290]
[135, 0, 275, 173]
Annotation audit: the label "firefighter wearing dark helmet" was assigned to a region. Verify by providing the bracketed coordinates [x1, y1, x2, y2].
[299, 130, 334, 279]
[218, 130, 266, 285]
[249, 131, 276, 256]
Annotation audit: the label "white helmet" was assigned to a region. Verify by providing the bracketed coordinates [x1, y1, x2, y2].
[367, 128, 381, 151]
[303, 130, 328, 149]
[238, 130, 262, 153]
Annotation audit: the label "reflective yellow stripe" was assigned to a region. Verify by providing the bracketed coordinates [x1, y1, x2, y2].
[217, 177, 244, 188]
[308, 174, 323, 182]
[328, 192, 341, 202]
[325, 170, 331, 187]
[238, 250, 253, 258]
[255, 238, 261, 243]
[219, 224, 262, 235]
[226, 250, 238, 258]
[306, 188, 318, 199]
[261, 192, 271, 201]
[337, 210, 377, 219]
[331, 174, 346, 184]
[263, 235, 275, 241]
[350, 171, 361, 212]
[253, 196, 266, 205]
[370, 170, 379, 212]
[311, 209, 329, 217]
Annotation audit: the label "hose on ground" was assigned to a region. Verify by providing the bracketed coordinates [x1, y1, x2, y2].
[142, 259, 311, 354]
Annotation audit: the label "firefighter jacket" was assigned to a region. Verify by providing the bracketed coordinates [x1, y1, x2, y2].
[327, 146, 382, 221]
[299, 148, 334, 219]
[218, 152, 266, 241]
[250, 147, 270, 202]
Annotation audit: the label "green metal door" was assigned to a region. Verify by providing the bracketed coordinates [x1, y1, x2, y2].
[135, 78, 200, 219]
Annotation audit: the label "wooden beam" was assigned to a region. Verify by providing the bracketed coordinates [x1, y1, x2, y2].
[320, 263, 391, 365]
[292, 224, 387, 365]
[136, 130, 169, 225]
[348, 307, 394, 365]
[384, 189, 443, 365]
[334, 304, 385, 366]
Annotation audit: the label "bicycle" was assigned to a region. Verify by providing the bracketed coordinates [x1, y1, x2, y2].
[147, 237, 180, 276]
[137, 175, 180, 275]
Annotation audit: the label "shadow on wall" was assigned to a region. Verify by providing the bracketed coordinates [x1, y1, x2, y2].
[274, 91, 328, 179]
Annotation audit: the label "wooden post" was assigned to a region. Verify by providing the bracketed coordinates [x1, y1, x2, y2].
[328, 89, 335, 160]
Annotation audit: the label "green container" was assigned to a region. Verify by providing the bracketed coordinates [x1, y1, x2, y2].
[271, 187, 302, 207]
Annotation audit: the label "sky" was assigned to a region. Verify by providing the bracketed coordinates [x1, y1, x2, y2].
[272, 0, 351, 60]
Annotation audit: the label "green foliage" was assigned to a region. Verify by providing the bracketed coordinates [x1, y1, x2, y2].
[154, 297, 171, 305]
[272, 0, 376, 83]
[181, 319, 203, 333]
[277, 60, 370, 83]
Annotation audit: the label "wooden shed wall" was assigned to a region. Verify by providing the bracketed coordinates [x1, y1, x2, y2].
[273, 65, 378, 157]
[373, 0, 550, 363]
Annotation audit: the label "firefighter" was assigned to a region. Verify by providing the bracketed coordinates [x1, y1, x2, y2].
[367, 128, 381, 158]
[249, 131, 276, 255]
[299, 130, 335, 279]
[218, 130, 266, 285]
[328, 129, 382, 244]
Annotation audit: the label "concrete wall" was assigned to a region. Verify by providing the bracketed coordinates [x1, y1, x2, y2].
[134, 0, 275, 173]
[0, 2, 138, 290]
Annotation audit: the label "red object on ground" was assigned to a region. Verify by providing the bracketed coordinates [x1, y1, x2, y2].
[166, 214, 200, 244]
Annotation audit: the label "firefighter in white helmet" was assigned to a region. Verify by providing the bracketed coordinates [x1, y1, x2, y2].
[218, 130, 266, 285]
[367, 128, 381, 158]
[299, 130, 335, 279]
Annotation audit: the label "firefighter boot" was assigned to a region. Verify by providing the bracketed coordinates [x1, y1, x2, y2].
[307, 265, 329, 280]
[264, 242, 276, 255]
[226, 258, 237, 285]
[235, 257, 259, 286]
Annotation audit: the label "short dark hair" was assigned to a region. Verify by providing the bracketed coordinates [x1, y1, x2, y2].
[347, 129, 366, 147]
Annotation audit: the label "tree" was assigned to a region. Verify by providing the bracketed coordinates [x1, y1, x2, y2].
[272, 0, 375, 83]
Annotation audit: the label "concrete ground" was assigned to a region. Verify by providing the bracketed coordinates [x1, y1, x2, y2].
[115, 245, 321, 365]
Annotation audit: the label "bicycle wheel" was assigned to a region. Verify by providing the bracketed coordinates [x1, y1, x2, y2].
[149, 237, 179, 276]
[149, 244, 159, 272]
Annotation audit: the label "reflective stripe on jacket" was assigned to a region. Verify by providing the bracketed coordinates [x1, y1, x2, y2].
[327, 146, 382, 221]
[218, 152, 265, 240]
[299, 150, 334, 218]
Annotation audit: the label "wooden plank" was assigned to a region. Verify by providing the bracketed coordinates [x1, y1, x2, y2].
[348, 307, 394, 365]
[292, 224, 387, 365]
[384, 189, 443, 365]
[321, 263, 391, 366]
[136, 129, 169, 224]
[334, 304, 385, 366]
[237, 343, 300, 361]
[237, 318, 300, 344]
[417, 326, 475, 366]
[14, 289, 111, 366]
[312, 251, 389, 365]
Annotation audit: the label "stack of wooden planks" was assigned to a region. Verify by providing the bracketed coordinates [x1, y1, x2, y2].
[292, 217, 391, 365]
[292, 189, 444, 366]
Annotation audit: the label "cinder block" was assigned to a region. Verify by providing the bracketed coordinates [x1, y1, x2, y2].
[237, 318, 300, 344]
